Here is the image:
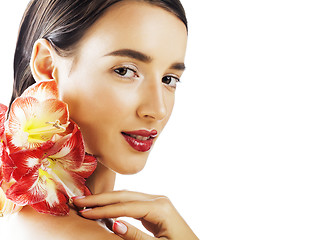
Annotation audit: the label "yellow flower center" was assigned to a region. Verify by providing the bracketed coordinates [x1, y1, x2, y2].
[24, 120, 68, 143]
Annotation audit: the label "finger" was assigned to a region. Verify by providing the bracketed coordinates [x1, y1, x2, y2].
[79, 200, 156, 221]
[72, 190, 159, 208]
[113, 220, 156, 240]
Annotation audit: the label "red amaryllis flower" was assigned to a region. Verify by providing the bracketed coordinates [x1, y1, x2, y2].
[0, 80, 97, 216]
[5, 123, 96, 216]
[6, 80, 69, 153]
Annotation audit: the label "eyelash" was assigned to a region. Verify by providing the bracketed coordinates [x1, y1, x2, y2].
[162, 75, 180, 89]
[114, 66, 139, 79]
[113, 66, 180, 88]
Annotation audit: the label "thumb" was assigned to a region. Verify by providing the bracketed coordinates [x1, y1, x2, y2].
[113, 220, 155, 240]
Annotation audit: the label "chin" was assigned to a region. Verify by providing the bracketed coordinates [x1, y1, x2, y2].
[102, 152, 149, 175]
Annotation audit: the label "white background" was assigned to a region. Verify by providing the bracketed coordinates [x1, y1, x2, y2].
[1, 1, 336, 239]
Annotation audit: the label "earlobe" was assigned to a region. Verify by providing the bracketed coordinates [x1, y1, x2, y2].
[30, 38, 58, 83]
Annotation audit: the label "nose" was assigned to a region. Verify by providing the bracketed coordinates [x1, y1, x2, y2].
[136, 77, 167, 121]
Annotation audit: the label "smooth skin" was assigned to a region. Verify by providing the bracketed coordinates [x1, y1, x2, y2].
[2, 1, 198, 240]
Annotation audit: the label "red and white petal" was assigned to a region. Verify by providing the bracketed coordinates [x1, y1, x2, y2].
[0, 103, 7, 139]
[1, 141, 15, 183]
[30, 188, 69, 216]
[7, 97, 69, 151]
[21, 80, 59, 101]
[8, 97, 38, 130]
[59, 119, 76, 137]
[48, 125, 85, 170]
[38, 99, 69, 125]
[5, 133, 19, 153]
[72, 154, 97, 179]
[22, 99, 69, 145]
[7, 97, 38, 150]
[49, 160, 87, 198]
[83, 185, 92, 196]
[6, 167, 47, 205]
[47, 122, 96, 178]
[0, 186, 23, 216]
[0, 103, 7, 119]
[0, 141, 5, 184]
[46, 120, 80, 155]
[9, 148, 45, 181]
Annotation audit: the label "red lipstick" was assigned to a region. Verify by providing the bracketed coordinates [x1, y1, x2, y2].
[121, 129, 157, 152]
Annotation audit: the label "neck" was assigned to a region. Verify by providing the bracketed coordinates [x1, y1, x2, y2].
[86, 159, 116, 194]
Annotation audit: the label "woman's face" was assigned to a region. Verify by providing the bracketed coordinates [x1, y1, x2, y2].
[55, 1, 187, 174]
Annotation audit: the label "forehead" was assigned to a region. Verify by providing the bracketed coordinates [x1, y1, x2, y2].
[76, 1, 188, 63]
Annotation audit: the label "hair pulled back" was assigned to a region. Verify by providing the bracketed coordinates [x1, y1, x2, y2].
[10, 0, 187, 107]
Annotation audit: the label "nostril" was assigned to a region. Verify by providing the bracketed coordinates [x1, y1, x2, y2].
[136, 83, 168, 120]
[137, 104, 167, 121]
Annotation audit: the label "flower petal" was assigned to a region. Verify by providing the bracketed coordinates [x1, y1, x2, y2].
[38, 98, 69, 125]
[7, 97, 69, 151]
[21, 80, 58, 101]
[0, 103, 7, 140]
[0, 103, 7, 119]
[72, 154, 97, 178]
[46, 122, 96, 178]
[48, 123, 85, 170]
[30, 189, 69, 216]
[9, 148, 44, 181]
[1, 141, 15, 183]
[0, 142, 4, 185]
[83, 186, 92, 196]
[0, 186, 23, 216]
[6, 167, 47, 205]
[6, 97, 37, 151]
[49, 160, 86, 198]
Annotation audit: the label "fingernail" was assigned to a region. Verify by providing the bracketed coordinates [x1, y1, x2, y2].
[113, 221, 127, 235]
[79, 208, 92, 213]
[72, 196, 85, 200]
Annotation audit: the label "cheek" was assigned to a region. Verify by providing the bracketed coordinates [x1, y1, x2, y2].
[60, 67, 134, 120]
[164, 89, 175, 120]
[59, 77, 138, 150]
[65, 83, 137, 131]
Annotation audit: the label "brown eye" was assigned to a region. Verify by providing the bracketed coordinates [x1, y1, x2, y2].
[114, 67, 138, 78]
[114, 67, 128, 76]
[162, 76, 180, 88]
[162, 76, 172, 84]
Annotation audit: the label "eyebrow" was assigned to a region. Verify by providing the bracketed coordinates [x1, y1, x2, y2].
[104, 49, 152, 63]
[169, 62, 186, 71]
[104, 48, 186, 71]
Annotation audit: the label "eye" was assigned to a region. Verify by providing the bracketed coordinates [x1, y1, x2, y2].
[162, 75, 180, 88]
[114, 67, 138, 78]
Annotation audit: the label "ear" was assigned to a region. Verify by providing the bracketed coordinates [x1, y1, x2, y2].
[30, 38, 58, 82]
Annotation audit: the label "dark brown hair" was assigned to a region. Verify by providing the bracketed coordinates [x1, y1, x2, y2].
[10, 0, 187, 107]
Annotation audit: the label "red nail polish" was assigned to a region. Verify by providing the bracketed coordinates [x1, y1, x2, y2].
[79, 208, 92, 213]
[113, 221, 127, 235]
[72, 196, 85, 200]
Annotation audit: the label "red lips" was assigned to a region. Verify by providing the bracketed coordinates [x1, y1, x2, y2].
[121, 129, 157, 152]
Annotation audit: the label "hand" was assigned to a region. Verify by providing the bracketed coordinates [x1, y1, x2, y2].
[72, 191, 198, 240]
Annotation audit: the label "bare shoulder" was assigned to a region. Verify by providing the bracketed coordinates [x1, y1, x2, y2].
[1, 206, 121, 240]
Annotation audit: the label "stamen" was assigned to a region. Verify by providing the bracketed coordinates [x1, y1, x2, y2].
[46, 120, 64, 130]
[26, 121, 68, 135]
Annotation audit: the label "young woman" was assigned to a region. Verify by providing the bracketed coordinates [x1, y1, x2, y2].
[4, 0, 198, 239]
